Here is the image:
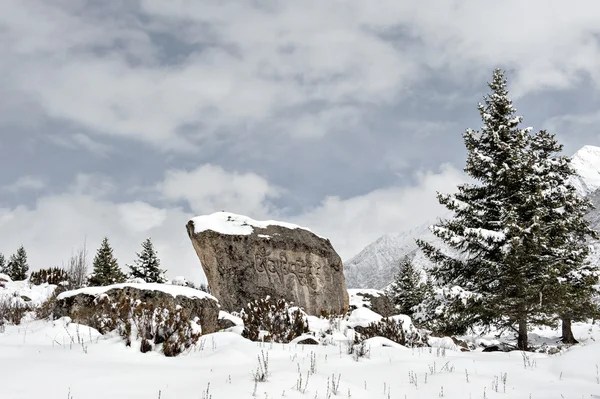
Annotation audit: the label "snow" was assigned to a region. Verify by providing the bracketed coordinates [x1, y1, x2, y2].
[219, 311, 243, 326]
[0, 279, 57, 307]
[1, 317, 600, 398]
[570, 145, 600, 196]
[57, 282, 217, 302]
[190, 211, 313, 236]
[346, 307, 382, 328]
[363, 336, 408, 349]
[0, 273, 12, 282]
[348, 289, 385, 308]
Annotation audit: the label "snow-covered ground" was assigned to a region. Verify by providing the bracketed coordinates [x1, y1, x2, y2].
[2, 280, 600, 398]
[1, 318, 599, 398]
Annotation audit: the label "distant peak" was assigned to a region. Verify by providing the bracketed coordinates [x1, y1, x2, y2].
[571, 145, 600, 196]
[573, 145, 600, 156]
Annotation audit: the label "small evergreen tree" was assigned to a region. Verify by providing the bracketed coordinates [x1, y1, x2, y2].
[128, 238, 167, 283]
[386, 256, 428, 317]
[0, 253, 7, 275]
[7, 246, 29, 281]
[88, 237, 126, 286]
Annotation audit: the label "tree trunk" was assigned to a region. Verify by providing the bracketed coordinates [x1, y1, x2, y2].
[561, 317, 578, 344]
[517, 318, 528, 351]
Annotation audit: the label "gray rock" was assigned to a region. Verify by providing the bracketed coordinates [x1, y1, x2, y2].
[295, 336, 319, 345]
[217, 317, 237, 331]
[54, 285, 220, 334]
[349, 290, 395, 317]
[186, 213, 349, 316]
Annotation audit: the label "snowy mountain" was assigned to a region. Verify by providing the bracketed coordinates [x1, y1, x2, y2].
[344, 145, 600, 290]
[570, 145, 600, 196]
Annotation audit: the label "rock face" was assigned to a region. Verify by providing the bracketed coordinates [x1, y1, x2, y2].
[54, 283, 220, 335]
[187, 212, 349, 315]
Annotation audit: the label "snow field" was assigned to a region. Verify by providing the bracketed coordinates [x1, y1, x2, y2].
[1, 317, 600, 399]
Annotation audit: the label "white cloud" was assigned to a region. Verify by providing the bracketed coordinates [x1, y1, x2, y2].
[159, 164, 279, 218]
[4, 176, 46, 192]
[48, 133, 112, 157]
[293, 164, 468, 260]
[4, 1, 599, 150]
[68, 173, 116, 198]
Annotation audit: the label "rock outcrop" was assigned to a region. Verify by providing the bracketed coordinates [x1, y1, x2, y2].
[348, 289, 395, 317]
[186, 212, 349, 315]
[54, 283, 220, 335]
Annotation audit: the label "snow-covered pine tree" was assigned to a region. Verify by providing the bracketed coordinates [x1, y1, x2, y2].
[386, 256, 427, 316]
[128, 238, 167, 283]
[528, 129, 598, 344]
[7, 246, 29, 281]
[0, 253, 7, 275]
[416, 69, 555, 350]
[88, 237, 126, 286]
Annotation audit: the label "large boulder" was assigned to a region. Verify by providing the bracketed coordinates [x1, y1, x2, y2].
[54, 283, 220, 335]
[186, 212, 349, 315]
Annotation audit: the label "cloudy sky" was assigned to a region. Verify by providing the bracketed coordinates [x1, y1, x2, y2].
[2, 1, 600, 282]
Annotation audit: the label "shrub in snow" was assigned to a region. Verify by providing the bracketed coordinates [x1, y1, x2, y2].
[241, 297, 309, 343]
[355, 317, 406, 345]
[35, 292, 60, 320]
[0, 296, 29, 327]
[30, 267, 70, 286]
[90, 294, 202, 356]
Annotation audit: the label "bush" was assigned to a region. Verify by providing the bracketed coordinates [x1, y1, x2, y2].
[30, 267, 70, 286]
[241, 297, 309, 343]
[86, 295, 201, 357]
[355, 317, 406, 345]
[0, 296, 29, 328]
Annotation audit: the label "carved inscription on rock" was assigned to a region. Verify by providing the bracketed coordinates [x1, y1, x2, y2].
[187, 216, 349, 315]
[253, 247, 323, 290]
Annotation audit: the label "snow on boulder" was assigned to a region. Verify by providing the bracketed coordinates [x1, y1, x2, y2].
[0, 273, 12, 283]
[218, 310, 244, 331]
[189, 211, 314, 236]
[347, 307, 383, 328]
[57, 283, 217, 301]
[348, 289, 395, 317]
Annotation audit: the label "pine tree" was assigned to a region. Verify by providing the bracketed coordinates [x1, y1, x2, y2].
[128, 238, 167, 283]
[386, 256, 427, 317]
[6, 246, 29, 281]
[528, 129, 598, 343]
[0, 253, 6, 275]
[88, 237, 126, 286]
[416, 69, 555, 350]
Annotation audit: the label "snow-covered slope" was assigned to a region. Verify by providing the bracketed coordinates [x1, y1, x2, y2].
[345, 145, 600, 290]
[570, 145, 600, 196]
[344, 222, 442, 289]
